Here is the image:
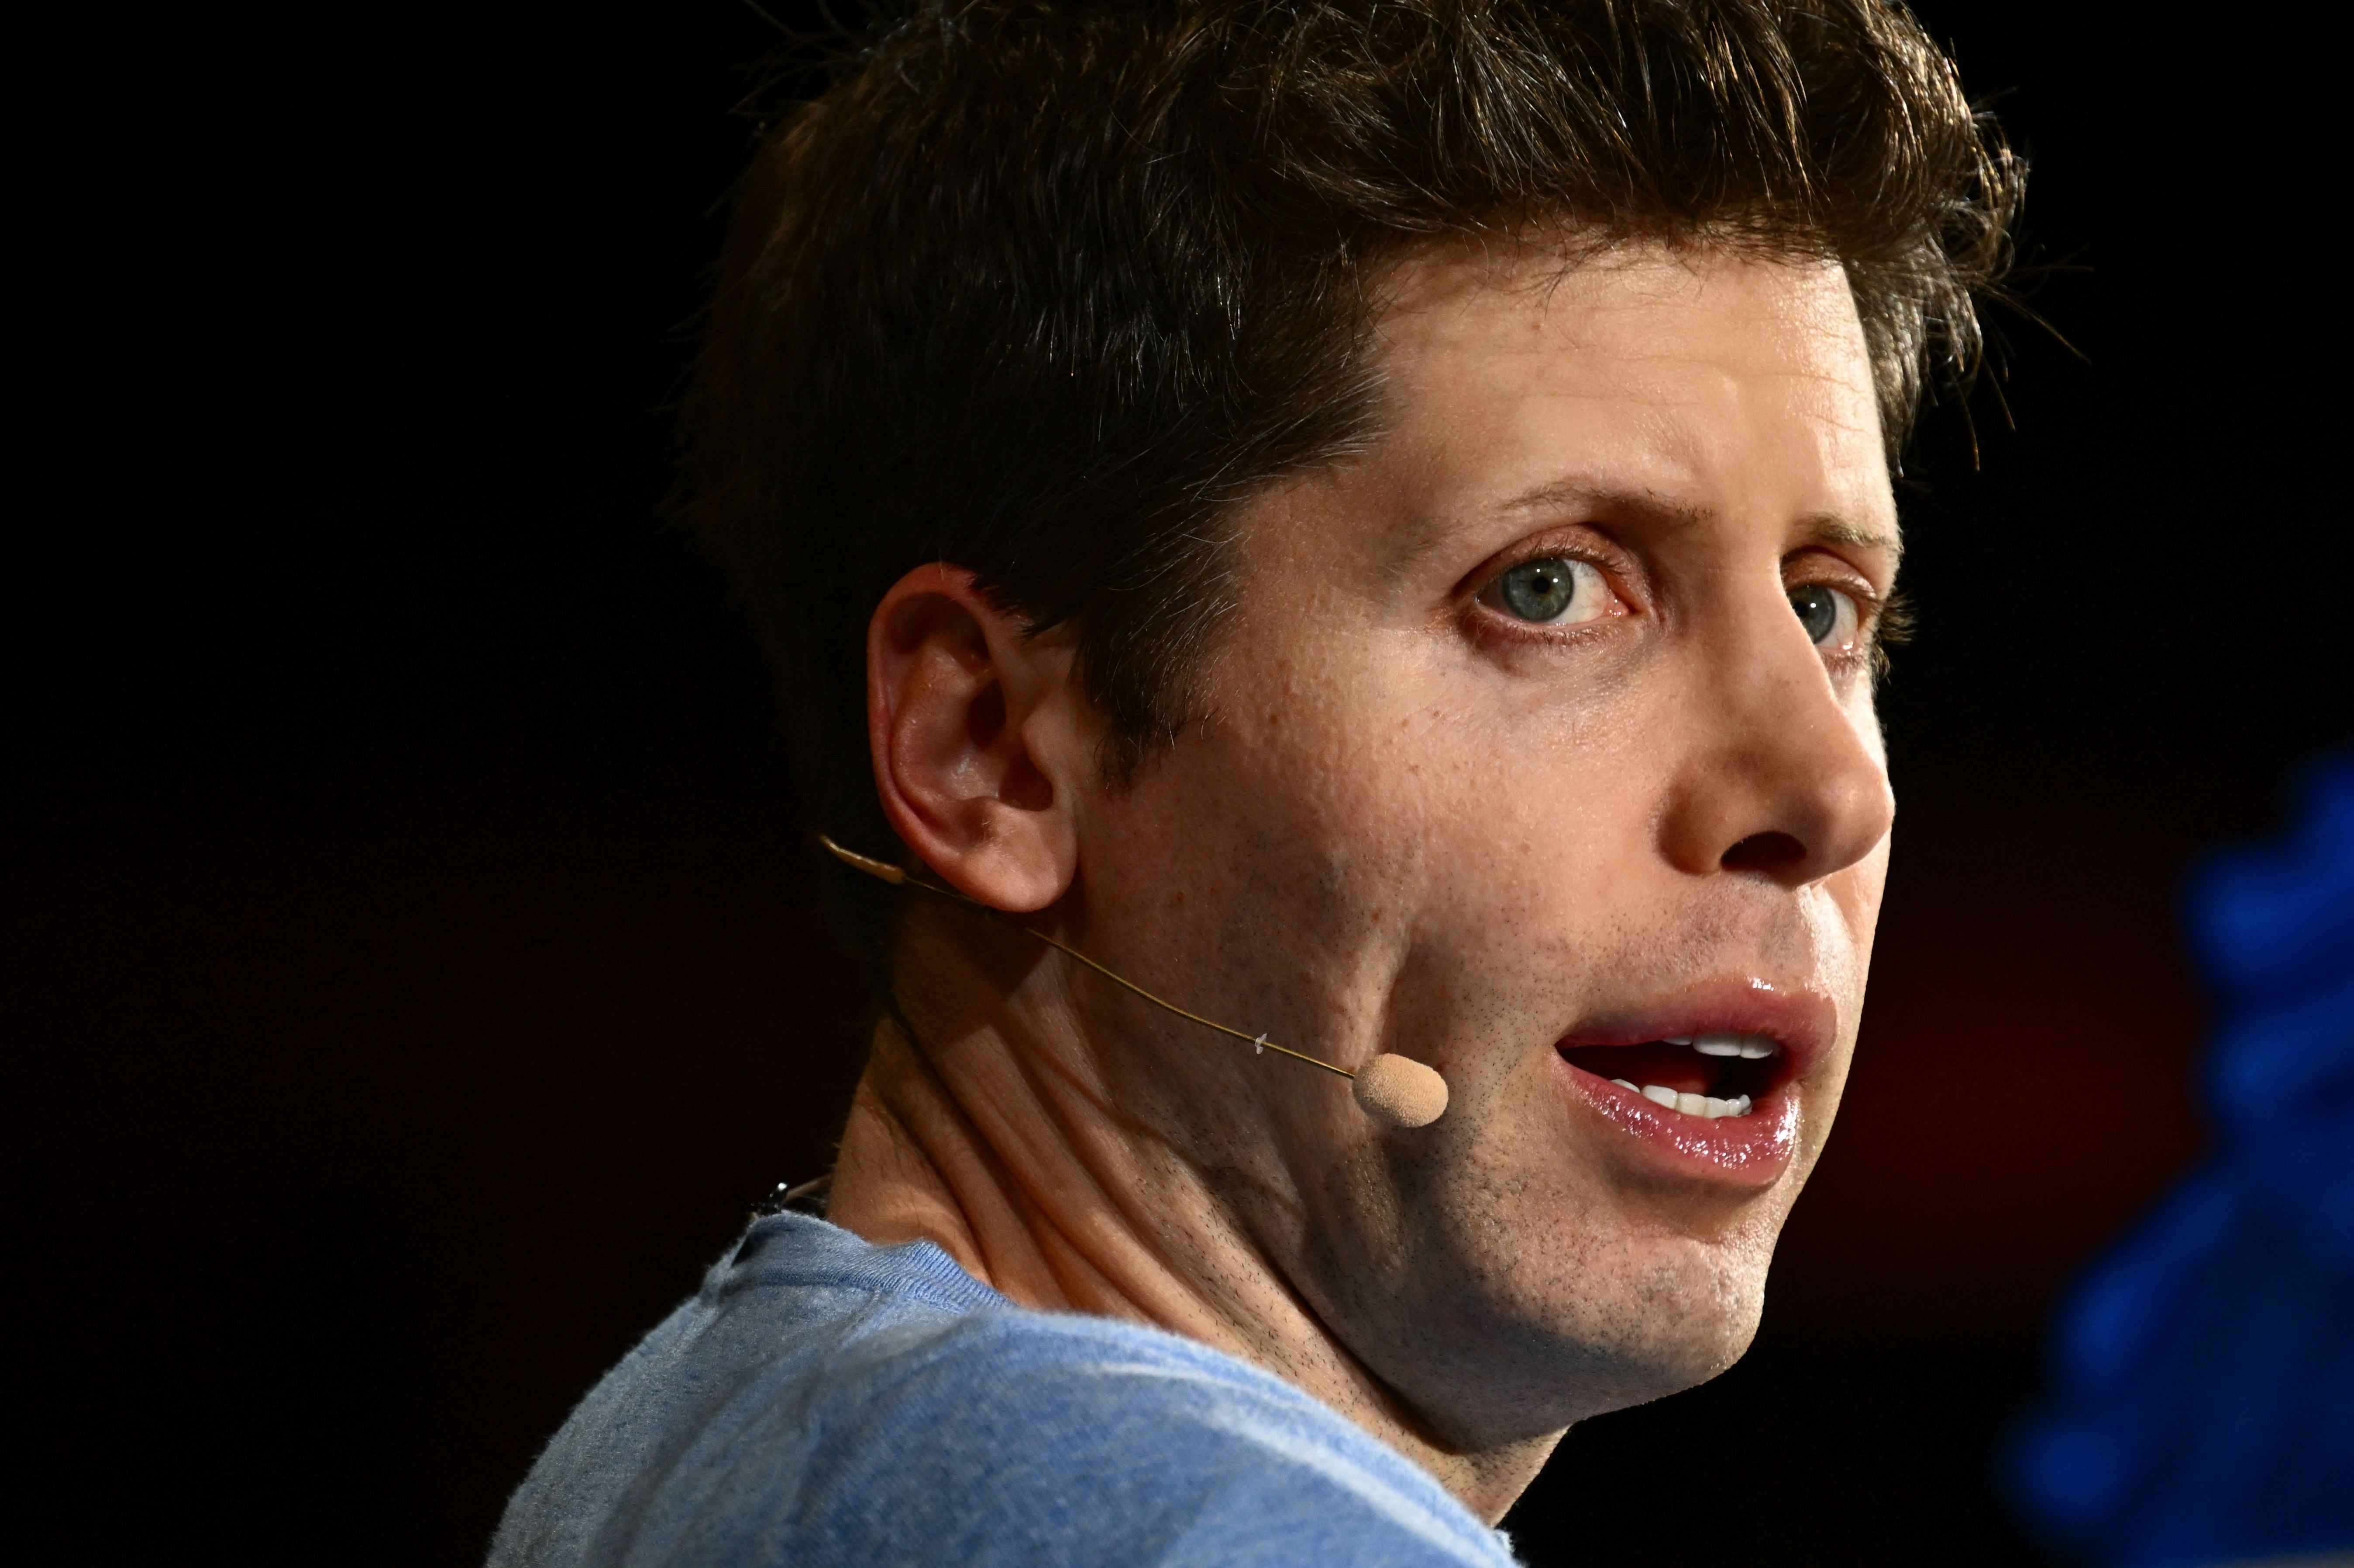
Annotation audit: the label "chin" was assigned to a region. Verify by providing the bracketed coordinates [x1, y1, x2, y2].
[1605, 1278, 1766, 1405]
[1346, 1200, 1779, 1446]
[1531, 1233, 1775, 1419]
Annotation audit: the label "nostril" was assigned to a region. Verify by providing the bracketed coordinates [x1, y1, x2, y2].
[1721, 830, 1806, 875]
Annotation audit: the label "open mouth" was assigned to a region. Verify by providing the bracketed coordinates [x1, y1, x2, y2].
[1556, 1033, 1785, 1120]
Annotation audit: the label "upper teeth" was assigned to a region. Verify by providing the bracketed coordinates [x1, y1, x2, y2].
[1671, 1032, 1776, 1059]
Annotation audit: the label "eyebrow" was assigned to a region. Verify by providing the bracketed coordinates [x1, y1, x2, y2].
[1801, 514, 1904, 567]
[1493, 481, 1903, 567]
[1494, 478, 1708, 529]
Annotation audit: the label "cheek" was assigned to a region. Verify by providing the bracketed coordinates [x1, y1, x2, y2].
[1848, 682, 1889, 766]
[1821, 826, 1891, 938]
[1086, 664, 1453, 1049]
[1275, 706, 1660, 1049]
[1220, 677, 1633, 918]
[1144, 672, 1510, 1036]
[1151, 599, 1676, 1062]
[1411, 701, 1664, 928]
[1824, 681, 1894, 924]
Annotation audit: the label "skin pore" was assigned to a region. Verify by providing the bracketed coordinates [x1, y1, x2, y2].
[827, 239, 1900, 1523]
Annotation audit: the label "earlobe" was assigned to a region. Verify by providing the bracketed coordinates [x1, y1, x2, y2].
[867, 564, 1082, 913]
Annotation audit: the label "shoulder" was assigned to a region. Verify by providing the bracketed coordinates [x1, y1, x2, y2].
[783, 1307, 1516, 1568]
[493, 1217, 1515, 1568]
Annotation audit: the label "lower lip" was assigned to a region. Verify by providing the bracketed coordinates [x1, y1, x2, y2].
[1553, 1056, 1799, 1186]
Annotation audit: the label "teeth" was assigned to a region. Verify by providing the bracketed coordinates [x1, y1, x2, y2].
[1691, 1032, 1779, 1059]
[1629, 1083, 1756, 1118]
[1663, 1035, 1693, 1045]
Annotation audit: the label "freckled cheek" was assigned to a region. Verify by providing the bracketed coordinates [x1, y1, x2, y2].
[1212, 642, 1634, 925]
[1172, 690, 1436, 931]
[1391, 750, 1646, 1019]
[1222, 666, 1439, 818]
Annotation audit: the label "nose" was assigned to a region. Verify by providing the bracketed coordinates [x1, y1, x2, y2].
[1657, 600, 1895, 889]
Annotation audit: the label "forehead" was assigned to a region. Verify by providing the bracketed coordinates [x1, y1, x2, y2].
[1359, 239, 1893, 545]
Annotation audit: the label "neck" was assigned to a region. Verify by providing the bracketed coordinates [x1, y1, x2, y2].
[825, 910, 1558, 1524]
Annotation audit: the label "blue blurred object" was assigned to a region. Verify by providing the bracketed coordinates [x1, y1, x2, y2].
[2009, 753, 2354, 1568]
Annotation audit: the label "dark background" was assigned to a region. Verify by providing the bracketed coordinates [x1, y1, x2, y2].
[9, 4, 2345, 1564]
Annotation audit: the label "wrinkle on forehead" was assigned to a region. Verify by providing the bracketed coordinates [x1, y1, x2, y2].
[1328, 237, 1893, 583]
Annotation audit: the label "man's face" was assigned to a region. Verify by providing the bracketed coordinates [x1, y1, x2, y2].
[1071, 240, 1898, 1445]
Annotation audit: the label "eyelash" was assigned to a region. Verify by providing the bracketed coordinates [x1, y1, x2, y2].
[1466, 546, 1632, 644]
[1788, 571, 1896, 679]
[1459, 534, 1648, 631]
[1469, 543, 1900, 674]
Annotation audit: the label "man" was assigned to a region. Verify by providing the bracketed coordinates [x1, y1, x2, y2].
[492, 0, 2019, 1561]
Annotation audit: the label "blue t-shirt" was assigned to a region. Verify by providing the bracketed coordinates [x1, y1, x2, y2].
[489, 1212, 1518, 1567]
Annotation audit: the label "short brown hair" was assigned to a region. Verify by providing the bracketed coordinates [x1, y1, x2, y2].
[683, 0, 2020, 967]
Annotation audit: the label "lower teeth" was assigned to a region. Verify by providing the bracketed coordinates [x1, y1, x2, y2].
[1612, 1079, 1751, 1118]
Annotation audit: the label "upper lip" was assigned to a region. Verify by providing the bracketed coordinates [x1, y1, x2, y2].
[1549, 978, 1836, 1080]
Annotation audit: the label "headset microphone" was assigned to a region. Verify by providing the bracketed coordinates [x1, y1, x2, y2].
[819, 836, 1449, 1128]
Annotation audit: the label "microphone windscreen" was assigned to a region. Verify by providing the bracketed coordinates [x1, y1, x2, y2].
[1353, 1054, 1448, 1128]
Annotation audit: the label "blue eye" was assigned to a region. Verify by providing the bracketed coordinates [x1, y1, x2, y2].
[1494, 557, 1607, 625]
[1788, 583, 1858, 649]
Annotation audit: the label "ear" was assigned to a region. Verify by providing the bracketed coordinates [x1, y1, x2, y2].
[867, 563, 1086, 912]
